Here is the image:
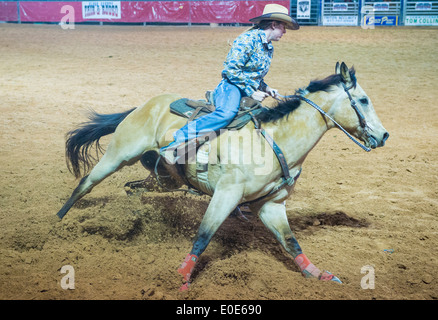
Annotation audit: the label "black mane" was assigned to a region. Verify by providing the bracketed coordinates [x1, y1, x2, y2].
[257, 96, 302, 123]
[258, 68, 356, 124]
[306, 67, 356, 93]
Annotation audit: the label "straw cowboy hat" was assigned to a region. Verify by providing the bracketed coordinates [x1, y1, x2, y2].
[249, 4, 300, 30]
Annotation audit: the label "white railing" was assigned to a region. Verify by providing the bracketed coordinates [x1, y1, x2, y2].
[361, 1, 401, 26]
[321, 0, 438, 26]
[322, 0, 360, 26]
[363, 1, 401, 16]
[404, 0, 438, 25]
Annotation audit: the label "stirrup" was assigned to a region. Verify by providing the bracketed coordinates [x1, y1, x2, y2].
[160, 134, 211, 165]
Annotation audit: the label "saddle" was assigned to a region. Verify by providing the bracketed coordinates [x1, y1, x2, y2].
[169, 91, 265, 130]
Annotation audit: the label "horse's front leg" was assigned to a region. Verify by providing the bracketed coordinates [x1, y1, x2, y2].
[257, 200, 342, 283]
[177, 178, 245, 291]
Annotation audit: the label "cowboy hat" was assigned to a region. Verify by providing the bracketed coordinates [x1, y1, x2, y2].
[249, 4, 299, 30]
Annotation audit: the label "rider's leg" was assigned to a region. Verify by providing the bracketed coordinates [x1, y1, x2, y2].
[160, 79, 242, 164]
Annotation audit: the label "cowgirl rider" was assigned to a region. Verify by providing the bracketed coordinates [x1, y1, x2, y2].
[160, 4, 299, 164]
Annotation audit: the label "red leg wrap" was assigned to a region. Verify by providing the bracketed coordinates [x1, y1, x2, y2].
[178, 253, 198, 282]
[294, 253, 321, 278]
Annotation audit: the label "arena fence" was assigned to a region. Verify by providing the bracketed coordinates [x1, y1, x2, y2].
[0, 0, 437, 26]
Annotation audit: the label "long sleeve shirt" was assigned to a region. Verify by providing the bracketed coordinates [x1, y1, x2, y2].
[221, 28, 274, 97]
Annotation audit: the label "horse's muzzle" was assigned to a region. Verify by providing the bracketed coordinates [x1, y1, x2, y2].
[369, 131, 389, 148]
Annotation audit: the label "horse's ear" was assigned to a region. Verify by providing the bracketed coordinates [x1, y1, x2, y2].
[335, 62, 341, 74]
[340, 62, 352, 84]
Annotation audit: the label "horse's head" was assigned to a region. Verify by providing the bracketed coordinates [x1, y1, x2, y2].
[332, 62, 389, 149]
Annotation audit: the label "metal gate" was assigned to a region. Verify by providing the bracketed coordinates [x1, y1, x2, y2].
[404, 0, 438, 25]
[321, 0, 360, 26]
[362, 1, 401, 26]
[292, 0, 320, 25]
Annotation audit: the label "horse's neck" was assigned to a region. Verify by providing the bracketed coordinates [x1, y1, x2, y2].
[270, 91, 335, 167]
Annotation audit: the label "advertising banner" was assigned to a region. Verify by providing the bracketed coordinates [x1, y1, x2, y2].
[415, 2, 433, 10]
[373, 3, 389, 11]
[405, 15, 438, 25]
[364, 15, 398, 26]
[323, 15, 358, 26]
[0, 1, 18, 21]
[190, 1, 239, 23]
[332, 3, 348, 11]
[297, 0, 311, 19]
[12, 1, 291, 24]
[82, 1, 121, 20]
[20, 2, 82, 22]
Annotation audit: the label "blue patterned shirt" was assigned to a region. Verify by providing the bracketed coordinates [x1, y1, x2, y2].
[222, 28, 274, 97]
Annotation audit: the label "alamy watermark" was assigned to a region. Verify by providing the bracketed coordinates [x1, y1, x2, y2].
[361, 5, 375, 30]
[60, 265, 75, 290]
[360, 265, 375, 289]
[165, 128, 276, 176]
[60, 5, 75, 30]
[59, 264, 374, 290]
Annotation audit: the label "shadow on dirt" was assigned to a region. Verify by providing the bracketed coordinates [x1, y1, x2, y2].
[138, 193, 370, 271]
[60, 191, 369, 275]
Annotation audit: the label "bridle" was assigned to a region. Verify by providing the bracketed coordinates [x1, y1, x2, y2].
[341, 82, 368, 131]
[276, 81, 371, 152]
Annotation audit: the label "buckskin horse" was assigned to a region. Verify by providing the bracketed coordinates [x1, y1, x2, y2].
[56, 62, 389, 290]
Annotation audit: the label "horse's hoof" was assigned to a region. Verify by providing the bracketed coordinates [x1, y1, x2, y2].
[179, 282, 190, 292]
[231, 206, 249, 222]
[319, 271, 342, 284]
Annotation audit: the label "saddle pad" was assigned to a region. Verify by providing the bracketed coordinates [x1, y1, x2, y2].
[170, 98, 263, 130]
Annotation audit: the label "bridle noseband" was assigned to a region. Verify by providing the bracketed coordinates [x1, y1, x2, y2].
[277, 81, 371, 152]
[341, 82, 368, 131]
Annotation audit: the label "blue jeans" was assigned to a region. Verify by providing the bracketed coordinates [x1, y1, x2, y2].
[164, 78, 243, 149]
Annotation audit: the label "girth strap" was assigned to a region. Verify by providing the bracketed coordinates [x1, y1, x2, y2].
[249, 112, 294, 186]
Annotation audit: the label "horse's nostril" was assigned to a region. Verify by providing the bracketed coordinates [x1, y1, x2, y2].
[380, 132, 389, 146]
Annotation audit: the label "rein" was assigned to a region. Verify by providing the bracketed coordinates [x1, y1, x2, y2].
[276, 84, 371, 152]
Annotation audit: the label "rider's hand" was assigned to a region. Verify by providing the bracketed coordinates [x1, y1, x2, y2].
[251, 90, 269, 102]
[265, 86, 279, 99]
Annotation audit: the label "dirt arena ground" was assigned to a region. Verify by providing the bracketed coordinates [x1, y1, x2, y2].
[0, 23, 437, 301]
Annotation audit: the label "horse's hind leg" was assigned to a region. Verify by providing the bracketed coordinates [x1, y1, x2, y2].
[57, 151, 130, 219]
[57, 175, 91, 219]
[257, 200, 342, 283]
[57, 139, 148, 219]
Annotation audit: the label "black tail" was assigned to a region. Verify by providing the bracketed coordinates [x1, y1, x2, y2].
[65, 108, 136, 178]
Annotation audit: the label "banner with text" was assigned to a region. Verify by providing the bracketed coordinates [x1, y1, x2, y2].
[297, 0, 311, 19]
[82, 1, 121, 20]
[364, 15, 398, 26]
[14, 1, 290, 24]
[405, 15, 438, 25]
[323, 15, 358, 26]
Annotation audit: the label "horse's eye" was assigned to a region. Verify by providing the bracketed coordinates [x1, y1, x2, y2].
[359, 98, 369, 105]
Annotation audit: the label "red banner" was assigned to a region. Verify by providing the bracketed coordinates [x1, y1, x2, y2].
[191, 1, 239, 23]
[1, 1, 290, 24]
[137, 2, 191, 23]
[20, 2, 82, 22]
[0, 1, 18, 21]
